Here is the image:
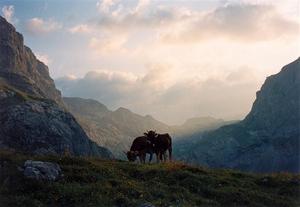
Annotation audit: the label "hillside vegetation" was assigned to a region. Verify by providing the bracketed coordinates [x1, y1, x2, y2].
[0, 150, 299, 207]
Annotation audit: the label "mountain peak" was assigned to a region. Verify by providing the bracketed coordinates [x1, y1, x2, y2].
[0, 16, 112, 158]
[0, 15, 62, 105]
[244, 57, 300, 130]
[115, 107, 131, 114]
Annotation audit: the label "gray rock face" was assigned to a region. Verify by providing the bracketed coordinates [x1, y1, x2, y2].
[175, 58, 300, 173]
[0, 16, 113, 158]
[0, 16, 62, 105]
[0, 86, 113, 157]
[23, 160, 62, 181]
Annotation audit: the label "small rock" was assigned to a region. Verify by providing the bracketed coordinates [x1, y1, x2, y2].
[290, 179, 300, 185]
[139, 203, 156, 207]
[23, 160, 62, 181]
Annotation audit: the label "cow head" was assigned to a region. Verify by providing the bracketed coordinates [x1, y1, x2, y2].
[126, 151, 139, 162]
[144, 130, 157, 143]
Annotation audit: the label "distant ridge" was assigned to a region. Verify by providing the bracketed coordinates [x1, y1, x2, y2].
[63, 97, 170, 158]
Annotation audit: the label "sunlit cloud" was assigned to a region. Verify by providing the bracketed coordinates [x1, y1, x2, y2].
[73, 0, 299, 65]
[68, 24, 93, 34]
[25, 17, 62, 35]
[89, 33, 128, 55]
[36, 53, 51, 65]
[1, 5, 17, 25]
[159, 4, 299, 43]
[56, 64, 261, 124]
[96, 0, 118, 14]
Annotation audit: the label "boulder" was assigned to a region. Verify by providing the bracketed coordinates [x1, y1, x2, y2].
[23, 160, 62, 181]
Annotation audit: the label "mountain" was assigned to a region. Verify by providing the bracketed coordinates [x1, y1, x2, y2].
[63, 97, 233, 158]
[63, 97, 170, 158]
[0, 17, 62, 105]
[171, 117, 236, 138]
[175, 58, 300, 173]
[0, 16, 112, 158]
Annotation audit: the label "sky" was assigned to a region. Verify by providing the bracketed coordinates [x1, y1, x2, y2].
[1, 0, 299, 124]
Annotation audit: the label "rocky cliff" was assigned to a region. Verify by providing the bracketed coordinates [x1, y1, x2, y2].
[0, 16, 62, 105]
[0, 16, 112, 158]
[175, 58, 300, 173]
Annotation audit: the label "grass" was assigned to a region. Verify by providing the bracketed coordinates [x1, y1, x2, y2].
[0, 150, 299, 207]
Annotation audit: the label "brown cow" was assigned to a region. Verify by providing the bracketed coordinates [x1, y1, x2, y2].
[126, 136, 154, 163]
[144, 130, 172, 162]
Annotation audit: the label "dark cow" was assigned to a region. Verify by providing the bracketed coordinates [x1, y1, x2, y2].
[144, 130, 172, 162]
[126, 136, 154, 163]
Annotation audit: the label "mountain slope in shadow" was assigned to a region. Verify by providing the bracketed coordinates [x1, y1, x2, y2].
[175, 58, 300, 173]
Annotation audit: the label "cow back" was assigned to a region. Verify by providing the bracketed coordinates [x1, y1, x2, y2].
[154, 133, 172, 152]
[130, 136, 150, 152]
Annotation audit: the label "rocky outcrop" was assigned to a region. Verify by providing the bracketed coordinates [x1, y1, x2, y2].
[0, 16, 113, 158]
[175, 58, 300, 173]
[0, 16, 62, 105]
[22, 160, 62, 181]
[0, 84, 113, 158]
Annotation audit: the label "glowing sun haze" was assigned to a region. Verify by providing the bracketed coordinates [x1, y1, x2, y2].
[1, 0, 299, 124]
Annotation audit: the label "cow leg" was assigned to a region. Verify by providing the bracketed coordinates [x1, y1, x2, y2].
[168, 147, 172, 161]
[149, 152, 153, 163]
[143, 154, 146, 164]
[159, 152, 163, 162]
[163, 152, 167, 162]
[156, 152, 160, 163]
[139, 156, 143, 164]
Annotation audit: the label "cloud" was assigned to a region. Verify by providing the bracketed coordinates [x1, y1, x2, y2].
[159, 4, 299, 43]
[78, 1, 299, 59]
[92, 1, 298, 42]
[1, 5, 17, 25]
[132, 0, 150, 15]
[97, 0, 118, 14]
[36, 53, 51, 65]
[89, 34, 128, 55]
[55, 65, 261, 124]
[68, 24, 93, 34]
[25, 17, 62, 35]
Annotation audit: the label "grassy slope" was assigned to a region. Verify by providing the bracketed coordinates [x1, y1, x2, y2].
[0, 150, 299, 207]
